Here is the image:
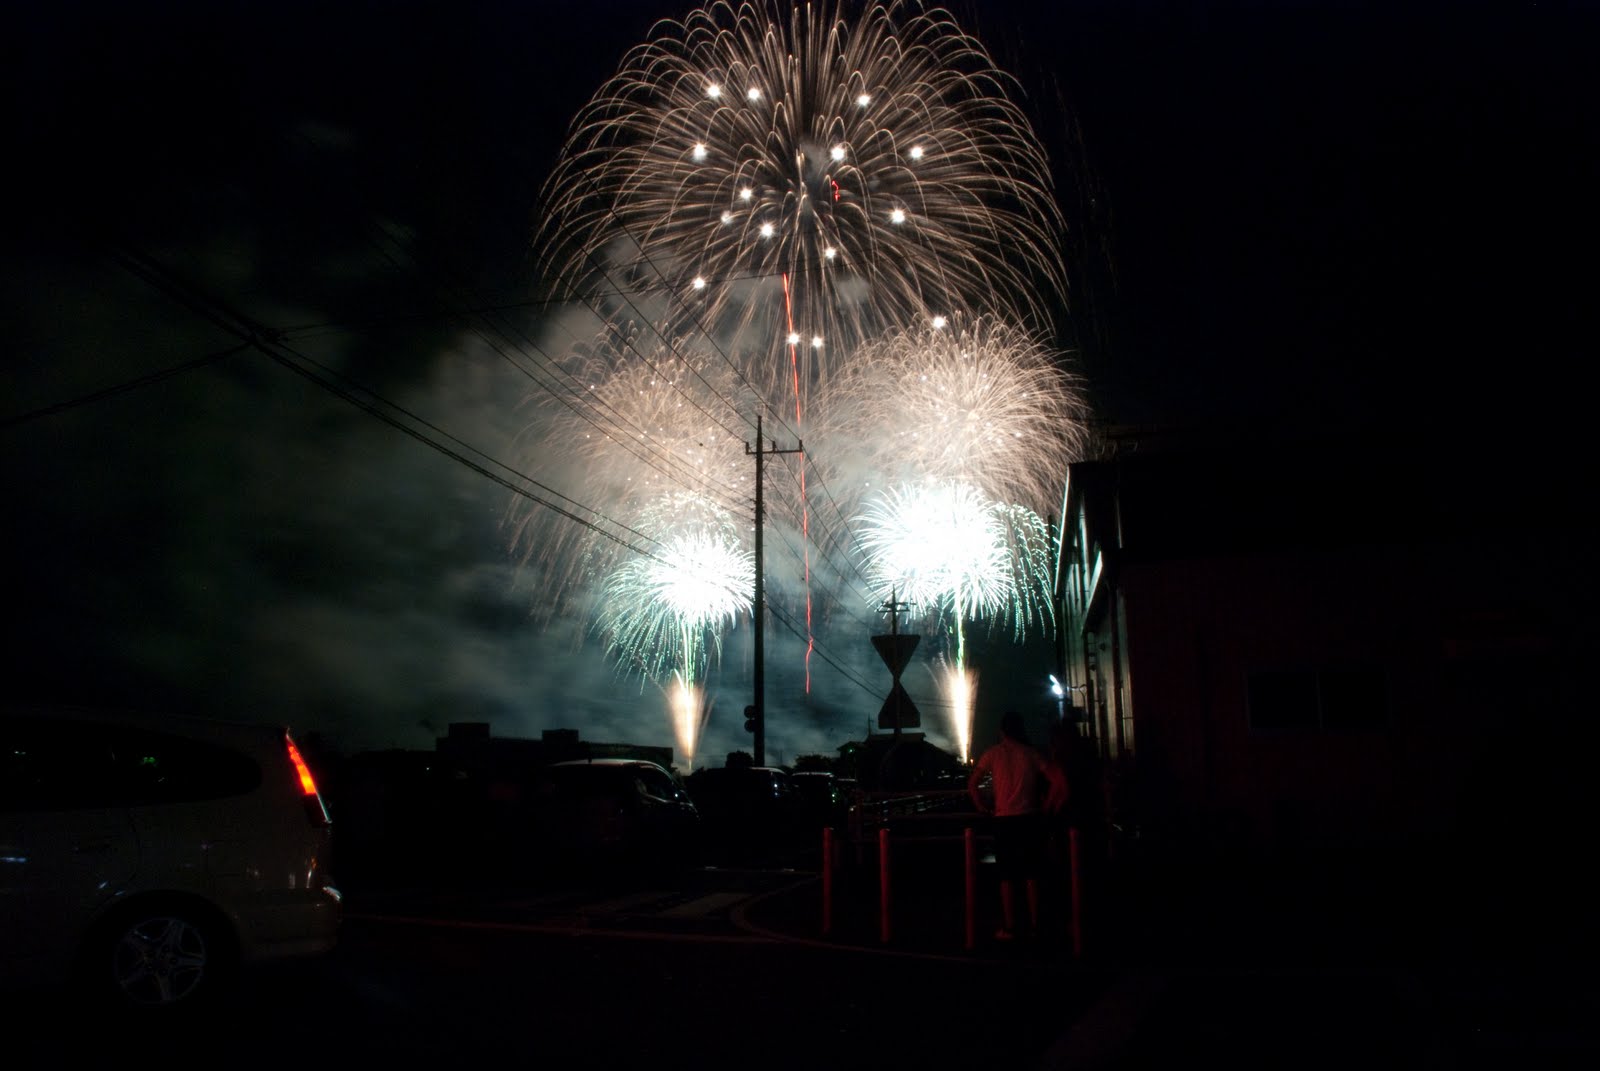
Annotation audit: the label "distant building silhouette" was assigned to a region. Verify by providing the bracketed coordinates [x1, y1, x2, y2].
[836, 731, 963, 791]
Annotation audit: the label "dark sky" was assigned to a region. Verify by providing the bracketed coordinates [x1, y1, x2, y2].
[4, 1, 1593, 763]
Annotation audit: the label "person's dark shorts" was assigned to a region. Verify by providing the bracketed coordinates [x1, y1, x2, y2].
[992, 813, 1045, 880]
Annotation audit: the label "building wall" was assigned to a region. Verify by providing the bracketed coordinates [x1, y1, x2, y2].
[1116, 540, 1508, 853]
[1060, 438, 1590, 866]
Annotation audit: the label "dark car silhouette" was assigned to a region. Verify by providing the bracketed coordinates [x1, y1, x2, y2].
[530, 758, 703, 873]
[790, 770, 851, 828]
[685, 765, 809, 864]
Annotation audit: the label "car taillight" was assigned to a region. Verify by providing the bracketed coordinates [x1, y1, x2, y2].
[285, 733, 331, 827]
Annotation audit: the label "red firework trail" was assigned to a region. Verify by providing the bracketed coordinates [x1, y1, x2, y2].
[782, 271, 814, 691]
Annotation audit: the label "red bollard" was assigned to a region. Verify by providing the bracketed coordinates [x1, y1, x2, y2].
[823, 826, 835, 933]
[1069, 826, 1083, 958]
[878, 827, 891, 944]
[964, 826, 977, 952]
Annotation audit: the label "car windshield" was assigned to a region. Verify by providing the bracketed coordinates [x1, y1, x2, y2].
[544, 764, 683, 803]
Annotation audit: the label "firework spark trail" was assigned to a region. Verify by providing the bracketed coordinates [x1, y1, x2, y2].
[941, 661, 977, 764]
[781, 271, 815, 691]
[537, 0, 1066, 413]
[668, 677, 711, 770]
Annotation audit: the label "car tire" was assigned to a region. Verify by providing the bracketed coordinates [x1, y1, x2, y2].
[80, 898, 236, 1011]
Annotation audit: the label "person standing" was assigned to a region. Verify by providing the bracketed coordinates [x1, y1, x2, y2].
[968, 710, 1053, 940]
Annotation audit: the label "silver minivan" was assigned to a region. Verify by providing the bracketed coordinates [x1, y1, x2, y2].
[0, 705, 342, 1009]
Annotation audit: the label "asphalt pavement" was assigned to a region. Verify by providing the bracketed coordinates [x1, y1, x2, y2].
[337, 823, 1600, 1069]
[727, 834, 1600, 1070]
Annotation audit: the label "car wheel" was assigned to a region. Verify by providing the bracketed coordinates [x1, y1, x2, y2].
[87, 903, 231, 1010]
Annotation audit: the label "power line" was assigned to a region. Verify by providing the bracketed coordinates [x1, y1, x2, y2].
[1, 343, 251, 431]
[288, 130, 869, 623]
[103, 245, 752, 586]
[280, 130, 754, 520]
[780, 451, 878, 597]
[766, 599, 878, 698]
[560, 167, 810, 447]
[349, 211, 754, 519]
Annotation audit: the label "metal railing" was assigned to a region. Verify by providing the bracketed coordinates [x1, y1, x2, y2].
[844, 789, 972, 845]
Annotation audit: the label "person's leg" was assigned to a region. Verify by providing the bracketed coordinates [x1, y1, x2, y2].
[1017, 815, 1045, 937]
[993, 817, 1020, 938]
[998, 879, 1017, 936]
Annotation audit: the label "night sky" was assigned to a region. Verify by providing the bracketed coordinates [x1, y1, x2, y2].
[4, 1, 1592, 764]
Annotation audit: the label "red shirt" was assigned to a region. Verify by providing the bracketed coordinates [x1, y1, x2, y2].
[969, 737, 1051, 817]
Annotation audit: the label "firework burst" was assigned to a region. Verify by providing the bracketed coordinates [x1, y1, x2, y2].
[513, 3, 1083, 759]
[857, 479, 1056, 759]
[598, 500, 752, 767]
[537, 0, 1065, 415]
[504, 320, 759, 754]
[813, 313, 1087, 515]
[507, 320, 755, 619]
[597, 500, 754, 685]
[858, 481, 1053, 654]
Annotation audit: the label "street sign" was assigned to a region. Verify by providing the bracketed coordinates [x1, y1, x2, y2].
[877, 680, 921, 729]
[871, 634, 920, 677]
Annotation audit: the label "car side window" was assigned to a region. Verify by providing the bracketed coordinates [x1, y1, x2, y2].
[635, 767, 676, 802]
[0, 716, 122, 812]
[108, 726, 261, 805]
[0, 716, 263, 811]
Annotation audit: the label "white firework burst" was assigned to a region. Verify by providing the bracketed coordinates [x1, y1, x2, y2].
[813, 313, 1088, 515]
[507, 320, 755, 620]
[538, 0, 1065, 417]
[598, 505, 754, 686]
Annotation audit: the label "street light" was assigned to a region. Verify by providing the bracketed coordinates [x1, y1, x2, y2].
[1048, 674, 1065, 721]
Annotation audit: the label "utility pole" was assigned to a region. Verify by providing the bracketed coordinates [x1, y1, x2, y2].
[746, 412, 802, 766]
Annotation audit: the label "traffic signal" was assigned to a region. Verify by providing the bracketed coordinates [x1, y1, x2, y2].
[743, 704, 757, 732]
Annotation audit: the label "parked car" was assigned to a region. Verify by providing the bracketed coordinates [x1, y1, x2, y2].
[685, 765, 810, 863]
[790, 770, 850, 828]
[528, 758, 703, 873]
[0, 705, 342, 1010]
